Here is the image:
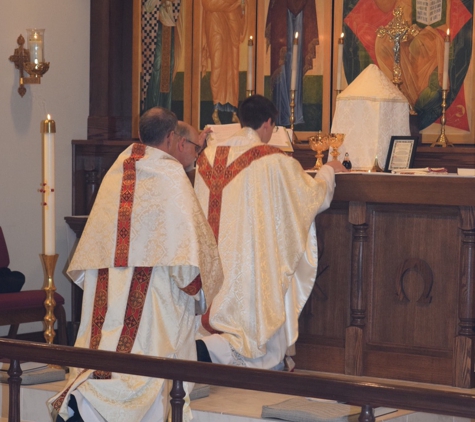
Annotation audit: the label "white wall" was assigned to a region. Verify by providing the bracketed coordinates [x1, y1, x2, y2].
[0, 1, 90, 336]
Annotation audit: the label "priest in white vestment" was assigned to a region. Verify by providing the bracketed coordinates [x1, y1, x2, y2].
[194, 95, 346, 370]
[49, 108, 223, 422]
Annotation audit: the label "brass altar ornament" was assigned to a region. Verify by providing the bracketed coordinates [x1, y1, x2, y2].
[289, 90, 299, 143]
[40, 253, 59, 345]
[329, 133, 345, 161]
[309, 132, 330, 170]
[368, 156, 384, 173]
[431, 89, 453, 147]
[377, 7, 419, 87]
[9, 29, 50, 97]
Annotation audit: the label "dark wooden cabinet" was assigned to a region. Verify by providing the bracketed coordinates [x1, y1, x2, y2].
[296, 174, 475, 388]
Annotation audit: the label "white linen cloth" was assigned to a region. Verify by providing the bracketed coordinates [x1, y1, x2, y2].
[194, 127, 335, 368]
[331, 64, 411, 170]
[48, 144, 223, 422]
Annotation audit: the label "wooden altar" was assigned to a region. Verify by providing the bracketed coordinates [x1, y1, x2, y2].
[296, 173, 475, 388]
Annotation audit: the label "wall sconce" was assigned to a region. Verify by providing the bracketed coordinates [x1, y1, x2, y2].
[9, 29, 50, 97]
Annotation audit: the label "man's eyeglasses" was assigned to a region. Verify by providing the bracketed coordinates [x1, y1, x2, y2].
[184, 138, 204, 154]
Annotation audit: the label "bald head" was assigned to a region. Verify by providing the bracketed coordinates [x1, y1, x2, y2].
[139, 107, 177, 147]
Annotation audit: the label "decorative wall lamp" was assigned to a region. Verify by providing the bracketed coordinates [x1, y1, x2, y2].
[9, 29, 49, 97]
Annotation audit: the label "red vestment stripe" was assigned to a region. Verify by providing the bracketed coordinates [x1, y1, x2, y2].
[197, 145, 284, 241]
[90, 268, 109, 350]
[197, 145, 284, 332]
[114, 143, 146, 267]
[52, 267, 110, 410]
[181, 274, 202, 296]
[93, 266, 153, 380]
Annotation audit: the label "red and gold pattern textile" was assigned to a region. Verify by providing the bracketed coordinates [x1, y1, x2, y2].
[114, 142, 145, 267]
[49, 144, 223, 422]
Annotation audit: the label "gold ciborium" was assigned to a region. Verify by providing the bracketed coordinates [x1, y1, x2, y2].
[329, 133, 345, 161]
[309, 132, 330, 170]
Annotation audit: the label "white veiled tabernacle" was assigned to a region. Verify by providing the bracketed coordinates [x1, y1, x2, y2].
[331, 64, 411, 170]
[48, 144, 223, 422]
[195, 128, 335, 368]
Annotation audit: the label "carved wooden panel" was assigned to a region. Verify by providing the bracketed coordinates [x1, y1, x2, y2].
[367, 205, 459, 353]
[300, 204, 351, 340]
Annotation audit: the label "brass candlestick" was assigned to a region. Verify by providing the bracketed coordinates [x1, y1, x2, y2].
[40, 253, 59, 344]
[289, 89, 300, 144]
[431, 89, 453, 147]
[369, 156, 384, 172]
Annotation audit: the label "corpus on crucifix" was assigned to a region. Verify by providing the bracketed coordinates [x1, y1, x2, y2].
[376, 6, 419, 87]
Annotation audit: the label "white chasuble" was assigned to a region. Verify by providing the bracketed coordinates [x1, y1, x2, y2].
[49, 143, 223, 422]
[195, 128, 334, 367]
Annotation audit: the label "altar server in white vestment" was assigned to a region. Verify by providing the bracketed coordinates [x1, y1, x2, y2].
[194, 94, 346, 370]
[49, 107, 223, 422]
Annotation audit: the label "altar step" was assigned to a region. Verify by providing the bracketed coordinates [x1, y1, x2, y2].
[0, 377, 473, 422]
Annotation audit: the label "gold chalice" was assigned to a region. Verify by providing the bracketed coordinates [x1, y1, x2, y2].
[329, 133, 345, 162]
[309, 132, 330, 170]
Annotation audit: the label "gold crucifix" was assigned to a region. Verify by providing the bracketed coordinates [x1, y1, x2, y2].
[377, 6, 419, 87]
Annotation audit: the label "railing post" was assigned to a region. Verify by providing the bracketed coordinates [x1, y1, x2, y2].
[7, 358, 22, 422]
[170, 379, 186, 422]
[358, 404, 375, 422]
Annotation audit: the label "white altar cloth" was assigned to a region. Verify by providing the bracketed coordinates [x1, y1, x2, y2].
[331, 64, 411, 170]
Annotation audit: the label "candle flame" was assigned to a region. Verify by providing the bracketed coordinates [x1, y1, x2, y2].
[294, 32, 299, 39]
[250, 35, 253, 40]
[340, 32, 344, 39]
[447, 28, 450, 36]
[47, 114, 51, 120]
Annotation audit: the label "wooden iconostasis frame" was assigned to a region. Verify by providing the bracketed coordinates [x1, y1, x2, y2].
[132, 0, 474, 145]
[132, 0, 333, 141]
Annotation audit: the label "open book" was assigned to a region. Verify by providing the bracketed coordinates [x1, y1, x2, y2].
[205, 123, 294, 152]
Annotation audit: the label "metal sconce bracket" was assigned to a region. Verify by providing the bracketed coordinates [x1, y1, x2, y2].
[9, 34, 50, 97]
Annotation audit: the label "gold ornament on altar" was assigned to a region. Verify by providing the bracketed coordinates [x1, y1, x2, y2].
[309, 132, 330, 170]
[329, 133, 345, 161]
[376, 7, 419, 88]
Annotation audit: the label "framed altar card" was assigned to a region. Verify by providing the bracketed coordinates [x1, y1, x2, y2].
[384, 136, 417, 172]
[335, 0, 475, 146]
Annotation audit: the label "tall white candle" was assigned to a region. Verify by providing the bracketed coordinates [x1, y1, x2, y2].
[41, 115, 56, 256]
[336, 33, 344, 91]
[290, 32, 299, 91]
[247, 36, 254, 91]
[442, 29, 450, 90]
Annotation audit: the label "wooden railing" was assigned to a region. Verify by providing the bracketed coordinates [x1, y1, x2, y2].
[1, 338, 475, 422]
